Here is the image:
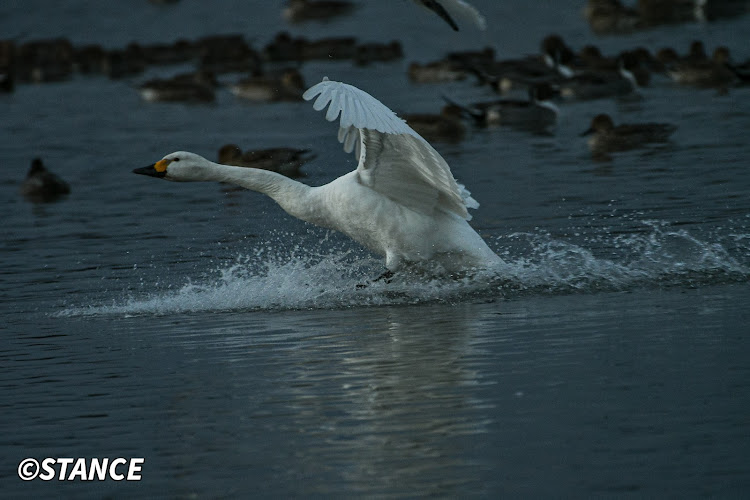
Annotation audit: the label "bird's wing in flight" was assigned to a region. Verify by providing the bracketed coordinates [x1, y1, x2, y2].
[303, 78, 474, 219]
[417, 0, 487, 31]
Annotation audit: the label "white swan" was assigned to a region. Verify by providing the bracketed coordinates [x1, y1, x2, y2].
[413, 0, 487, 31]
[134, 78, 501, 276]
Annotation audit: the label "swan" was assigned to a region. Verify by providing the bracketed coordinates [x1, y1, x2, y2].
[134, 78, 501, 276]
[413, 0, 487, 31]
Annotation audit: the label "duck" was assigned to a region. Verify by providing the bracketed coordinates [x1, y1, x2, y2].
[1, 40, 14, 92]
[16, 38, 75, 83]
[230, 68, 305, 102]
[655, 46, 681, 70]
[408, 47, 493, 85]
[445, 46, 496, 68]
[555, 53, 642, 100]
[476, 58, 560, 95]
[629, 46, 665, 74]
[134, 78, 501, 277]
[354, 41, 404, 66]
[581, 113, 677, 155]
[401, 105, 467, 143]
[654, 41, 704, 70]
[73, 44, 107, 74]
[447, 84, 559, 132]
[730, 56, 750, 83]
[541, 34, 580, 76]
[138, 70, 217, 103]
[20, 158, 71, 202]
[578, 45, 620, 72]
[666, 46, 738, 89]
[197, 34, 260, 74]
[0, 69, 11, 93]
[283, 0, 355, 23]
[576, 48, 652, 86]
[470, 36, 568, 94]
[412, 0, 487, 31]
[408, 60, 468, 83]
[140, 39, 198, 66]
[300, 36, 358, 60]
[584, 0, 642, 34]
[264, 32, 305, 62]
[683, 40, 708, 63]
[0, 47, 12, 92]
[638, 0, 707, 26]
[102, 45, 147, 79]
[217, 144, 314, 178]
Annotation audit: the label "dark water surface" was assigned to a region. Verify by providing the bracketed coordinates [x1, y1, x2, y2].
[2, 0, 750, 497]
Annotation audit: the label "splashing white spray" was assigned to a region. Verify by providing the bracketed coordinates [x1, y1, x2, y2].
[59, 222, 749, 317]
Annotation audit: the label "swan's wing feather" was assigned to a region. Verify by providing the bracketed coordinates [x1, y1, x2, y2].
[303, 79, 415, 136]
[358, 130, 440, 216]
[358, 130, 473, 219]
[303, 78, 471, 219]
[439, 0, 487, 30]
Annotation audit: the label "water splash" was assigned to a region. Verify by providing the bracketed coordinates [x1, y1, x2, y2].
[59, 223, 749, 317]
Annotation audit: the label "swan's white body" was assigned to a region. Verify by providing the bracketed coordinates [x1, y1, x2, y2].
[413, 0, 487, 31]
[136, 79, 500, 274]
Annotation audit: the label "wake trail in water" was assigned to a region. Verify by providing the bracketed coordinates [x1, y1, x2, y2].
[59, 222, 750, 317]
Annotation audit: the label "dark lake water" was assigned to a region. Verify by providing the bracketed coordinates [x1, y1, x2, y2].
[2, 0, 750, 497]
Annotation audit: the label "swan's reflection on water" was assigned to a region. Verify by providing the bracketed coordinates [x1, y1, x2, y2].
[157, 303, 492, 495]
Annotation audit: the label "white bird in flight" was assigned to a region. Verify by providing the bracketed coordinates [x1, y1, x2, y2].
[413, 0, 486, 31]
[134, 78, 501, 278]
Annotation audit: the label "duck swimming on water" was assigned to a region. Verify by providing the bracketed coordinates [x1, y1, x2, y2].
[21, 158, 71, 202]
[581, 113, 676, 156]
[217, 144, 314, 178]
[134, 78, 501, 277]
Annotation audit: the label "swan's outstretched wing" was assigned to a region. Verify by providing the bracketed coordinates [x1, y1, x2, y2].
[303, 78, 474, 219]
[415, 0, 487, 31]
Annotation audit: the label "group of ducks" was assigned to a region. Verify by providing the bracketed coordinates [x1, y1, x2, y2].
[10, 0, 495, 204]
[135, 30, 405, 105]
[584, 0, 750, 34]
[0, 32, 403, 99]
[393, 0, 750, 160]
[16, 1, 750, 202]
[2, 0, 487, 94]
[404, 31, 750, 160]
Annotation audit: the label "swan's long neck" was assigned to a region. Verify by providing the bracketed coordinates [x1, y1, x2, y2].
[192, 161, 317, 222]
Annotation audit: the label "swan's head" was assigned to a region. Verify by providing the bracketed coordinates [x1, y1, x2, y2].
[133, 151, 210, 181]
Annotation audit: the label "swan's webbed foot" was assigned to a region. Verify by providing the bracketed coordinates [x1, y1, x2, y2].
[356, 270, 395, 289]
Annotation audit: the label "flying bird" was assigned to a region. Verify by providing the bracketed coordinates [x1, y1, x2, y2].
[413, 0, 487, 31]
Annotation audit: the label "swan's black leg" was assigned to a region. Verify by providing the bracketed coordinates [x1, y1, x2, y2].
[373, 270, 394, 283]
[356, 270, 395, 289]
